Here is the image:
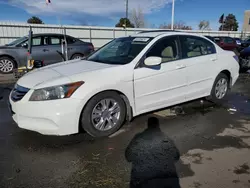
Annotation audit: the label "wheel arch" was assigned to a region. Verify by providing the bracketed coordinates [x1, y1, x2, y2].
[0, 54, 18, 68]
[220, 69, 232, 88]
[70, 53, 84, 60]
[78, 89, 134, 132]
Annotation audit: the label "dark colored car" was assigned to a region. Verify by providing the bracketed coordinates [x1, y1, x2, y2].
[241, 38, 250, 48]
[0, 33, 94, 74]
[239, 46, 250, 71]
[234, 38, 242, 46]
[213, 36, 238, 51]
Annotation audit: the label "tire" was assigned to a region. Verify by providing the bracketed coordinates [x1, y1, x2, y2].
[0, 56, 15, 74]
[210, 73, 229, 104]
[71, 53, 84, 60]
[239, 57, 250, 73]
[81, 91, 126, 137]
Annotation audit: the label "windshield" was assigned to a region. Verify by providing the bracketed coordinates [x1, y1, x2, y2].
[86, 37, 153, 65]
[6, 36, 28, 46]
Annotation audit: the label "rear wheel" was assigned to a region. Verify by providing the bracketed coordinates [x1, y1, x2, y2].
[71, 53, 84, 60]
[210, 73, 229, 103]
[0, 56, 15, 74]
[81, 91, 126, 137]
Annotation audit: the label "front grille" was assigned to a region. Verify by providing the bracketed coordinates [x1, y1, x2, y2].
[11, 85, 30, 102]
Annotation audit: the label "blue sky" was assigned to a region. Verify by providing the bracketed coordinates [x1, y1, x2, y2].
[0, 0, 249, 30]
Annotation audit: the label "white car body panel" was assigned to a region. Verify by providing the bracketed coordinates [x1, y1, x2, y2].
[9, 32, 240, 136]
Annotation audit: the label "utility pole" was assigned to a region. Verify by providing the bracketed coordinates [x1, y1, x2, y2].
[125, 0, 128, 36]
[171, 0, 175, 30]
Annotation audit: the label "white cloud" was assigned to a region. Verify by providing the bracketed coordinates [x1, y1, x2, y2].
[8, 0, 172, 16]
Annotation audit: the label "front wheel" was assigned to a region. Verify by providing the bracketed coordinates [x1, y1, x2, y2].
[0, 56, 15, 74]
[81, 91, 126, 137]
[210, 73, 229, 103]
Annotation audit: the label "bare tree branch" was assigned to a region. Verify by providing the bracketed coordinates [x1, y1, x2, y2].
[159, 21, 192, 30]
[130, 7, 146, 28]
[198, 20, 210, 30]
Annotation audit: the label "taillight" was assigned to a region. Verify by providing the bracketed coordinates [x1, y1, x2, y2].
[88, 44, 94, 51]
[233, 55, 239, 62]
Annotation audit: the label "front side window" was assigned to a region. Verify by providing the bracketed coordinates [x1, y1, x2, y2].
[146, 36, 179, 63]
[19, 36, 42, 47]
[67, 36, 77, 44]
[32, 37, 42, 46]
[86, 37, 153, 65]
[180, 36, 216, 58]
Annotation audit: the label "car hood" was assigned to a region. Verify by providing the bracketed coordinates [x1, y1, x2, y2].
[17, 59, 118, 89]
[0, 45, 20, 50]
[48, 59, 118, 77]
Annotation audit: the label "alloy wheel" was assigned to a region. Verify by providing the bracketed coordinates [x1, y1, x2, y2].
[215, 78, 228, 99]
[91, 98, 121, 131]
[0, 59, 14, 73]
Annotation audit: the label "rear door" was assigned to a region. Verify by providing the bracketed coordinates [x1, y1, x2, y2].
[178, 35, 217, 100]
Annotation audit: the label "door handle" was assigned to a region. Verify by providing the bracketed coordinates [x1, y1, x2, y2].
[43, 49, 49, 52]
[176, 65, 186, 69]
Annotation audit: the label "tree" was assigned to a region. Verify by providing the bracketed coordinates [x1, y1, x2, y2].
[198, 20, 210, 30]
[219, 14, 238, 31]
[130, 7, 146, 28]
[115, 18, 134, 28]
[159, 21, 192, 30]
[27, 16, 44, 24]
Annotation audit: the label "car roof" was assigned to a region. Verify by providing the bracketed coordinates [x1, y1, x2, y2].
[132, 31, 202, 38]
[32, 33, 68, 37]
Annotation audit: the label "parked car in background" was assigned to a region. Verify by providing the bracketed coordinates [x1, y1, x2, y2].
[9, 31, 239, 137]
[234, 38, 242, 46]
[213, 36, 238, 51]
[239, 46, 250, 71]
[241, 38, 250, 48]
[0, 33, 94, 74]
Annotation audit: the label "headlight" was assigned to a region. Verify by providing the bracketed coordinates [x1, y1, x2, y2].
[29, 81, 84, 101]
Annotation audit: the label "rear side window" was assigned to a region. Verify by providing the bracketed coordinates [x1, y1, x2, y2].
[50, 36, 61, 45]
[67, 36, 77, 44]
[180, 36, 216, 58]
[224, 37, 234, 44]
[146, 36, 180, 63]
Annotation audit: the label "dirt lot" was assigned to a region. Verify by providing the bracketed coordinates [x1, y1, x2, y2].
[0, 73, 250, 188]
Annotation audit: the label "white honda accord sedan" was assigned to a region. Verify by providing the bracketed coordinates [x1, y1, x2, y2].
[9, 31, 239, 137]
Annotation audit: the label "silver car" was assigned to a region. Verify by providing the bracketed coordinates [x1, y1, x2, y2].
[0, 33, 94, 74]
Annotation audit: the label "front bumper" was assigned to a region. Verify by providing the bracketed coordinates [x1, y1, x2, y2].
[9, 91, 84, 136]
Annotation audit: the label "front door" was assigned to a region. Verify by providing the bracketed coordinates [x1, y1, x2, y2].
[134, 36, 188, 115]
[179, 35, 218, 100]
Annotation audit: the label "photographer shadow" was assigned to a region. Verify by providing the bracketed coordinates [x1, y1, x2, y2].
[125, 117, 181, 188]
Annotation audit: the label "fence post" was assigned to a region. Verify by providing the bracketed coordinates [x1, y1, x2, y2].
[113, 29, 115, 39]
[89, 27, 92, 43]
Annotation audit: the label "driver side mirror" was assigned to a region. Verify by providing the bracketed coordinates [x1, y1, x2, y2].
[144, 56, 162, 67]
[21, 43, 28, 48]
